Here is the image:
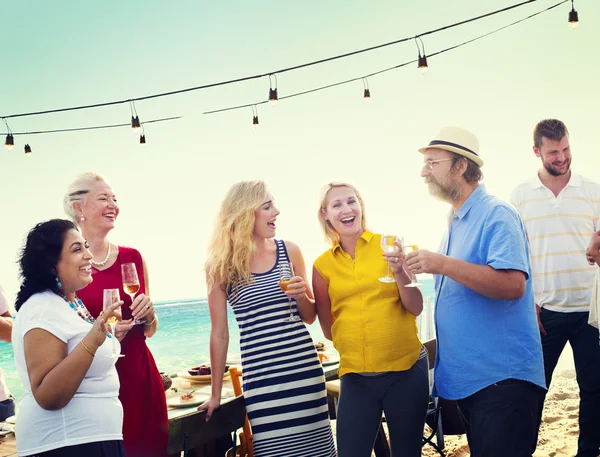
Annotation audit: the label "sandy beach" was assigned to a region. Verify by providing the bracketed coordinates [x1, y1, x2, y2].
[421, 345, 579, 457]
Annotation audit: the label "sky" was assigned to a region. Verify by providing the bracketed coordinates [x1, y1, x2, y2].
[1, 0, 598, 305]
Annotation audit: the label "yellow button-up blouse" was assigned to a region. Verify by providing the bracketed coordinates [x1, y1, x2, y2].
[314, 230, 422, 377]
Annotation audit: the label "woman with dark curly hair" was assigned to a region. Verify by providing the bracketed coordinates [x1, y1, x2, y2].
[12, 219, 125, 457]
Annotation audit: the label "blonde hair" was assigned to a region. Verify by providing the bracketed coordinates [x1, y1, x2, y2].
[318, 180, 368, 247]
[63, 172, 109, 224]
[206, 180, 268, 292]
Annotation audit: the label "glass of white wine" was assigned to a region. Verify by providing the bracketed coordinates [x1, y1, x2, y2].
[121, 262, 145, 325]
[103, 288, 124, 358]
[379, 234, 398, 283]
[401, 237, 422, 288]
[278, 261, 301, 322]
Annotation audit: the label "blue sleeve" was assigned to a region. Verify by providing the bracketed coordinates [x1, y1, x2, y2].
[480, 205, 531, 279]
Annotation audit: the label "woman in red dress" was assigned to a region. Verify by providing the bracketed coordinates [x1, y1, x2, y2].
[63, 172, 168, 457]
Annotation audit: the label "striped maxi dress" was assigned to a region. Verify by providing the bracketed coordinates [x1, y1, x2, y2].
[227, 240, 336, 457]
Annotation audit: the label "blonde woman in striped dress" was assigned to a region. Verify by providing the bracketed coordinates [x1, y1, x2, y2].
[198, 180, 336, 457]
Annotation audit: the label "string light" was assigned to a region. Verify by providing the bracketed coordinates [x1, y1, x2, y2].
[268, 74, 278, 104]
[252, 106, 259, 126]
[0, 117, 180, 137]
[131, 116, 141, 130]
[0, 0, 569, 144]
[130, 100, 142, 135]
[24, 144, 32, 155]
[362, 79, 371, 100]
[5, 134, 14, 151]
[139, 125, 146, 145]
[568, 0, 579, 28]
[416, 37, 428, 73]
[3, 120, 13, 151]
[204, 1, 567, 118]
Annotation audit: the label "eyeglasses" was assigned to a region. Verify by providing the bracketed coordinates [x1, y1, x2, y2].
[423, 158, 453, 170]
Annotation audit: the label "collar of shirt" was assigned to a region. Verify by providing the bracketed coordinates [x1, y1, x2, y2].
[332, 230, 374, 255]
[451, 184, 487, 222]
[530, 171, 582, 189]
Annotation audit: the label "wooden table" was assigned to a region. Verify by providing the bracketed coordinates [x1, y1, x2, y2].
[0, 434, 16, 457]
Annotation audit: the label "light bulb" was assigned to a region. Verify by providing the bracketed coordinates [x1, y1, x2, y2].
[5, 134, 14, 151]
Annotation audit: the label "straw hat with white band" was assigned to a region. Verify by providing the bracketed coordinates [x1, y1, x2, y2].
[418, 126, 484, 167]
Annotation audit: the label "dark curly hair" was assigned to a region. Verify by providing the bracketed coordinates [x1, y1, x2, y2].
[15, 219, 77, 311]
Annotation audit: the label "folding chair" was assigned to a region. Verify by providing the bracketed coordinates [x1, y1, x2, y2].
[229, 367, 254, 457]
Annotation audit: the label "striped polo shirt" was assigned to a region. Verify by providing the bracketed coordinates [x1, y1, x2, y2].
[511, 172, 600, 313]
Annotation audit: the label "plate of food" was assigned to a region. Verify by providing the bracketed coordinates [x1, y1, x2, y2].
[166, 391, 210, 408]
[177, 364, 231, 383]
[4, 415, 16, 425]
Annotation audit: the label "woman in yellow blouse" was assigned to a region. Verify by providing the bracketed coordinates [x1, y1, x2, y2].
[313, 181, 429, 457]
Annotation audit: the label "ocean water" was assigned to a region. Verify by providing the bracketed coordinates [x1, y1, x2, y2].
[0, 279, 435, 401]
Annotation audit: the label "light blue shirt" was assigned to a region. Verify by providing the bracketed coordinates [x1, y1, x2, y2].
[433, 185, 545, 400]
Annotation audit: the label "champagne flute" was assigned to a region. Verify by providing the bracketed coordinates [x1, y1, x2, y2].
[278, 261, 301, 322]
[121, 262, 145, 325]
[103, 288, 124, 358]
[401, 237, 422, 288]
[379, 234, 398, 283]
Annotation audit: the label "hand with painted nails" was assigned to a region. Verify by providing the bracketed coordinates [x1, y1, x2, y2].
[285, 276, 307, 299]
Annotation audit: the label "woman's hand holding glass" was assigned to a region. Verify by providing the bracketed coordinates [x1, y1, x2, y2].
[278, 262, 302, 322]
[89, 300, 123, 347]
[103, 289, 125, 358]
[381, 238, 407, 277]
[284, 276, 307, 300]
[130, 293, 155, 324]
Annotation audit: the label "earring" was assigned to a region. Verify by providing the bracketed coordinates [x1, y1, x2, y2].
[80, 215, 85, 222]
[56, 277, 62, 288]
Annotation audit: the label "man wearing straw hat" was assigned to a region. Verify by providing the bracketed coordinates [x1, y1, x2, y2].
[511, 119, 600, 457]
[405, 127, 545, 457]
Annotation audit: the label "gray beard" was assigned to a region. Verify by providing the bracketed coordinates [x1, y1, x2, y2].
[428, 180, 461, 203]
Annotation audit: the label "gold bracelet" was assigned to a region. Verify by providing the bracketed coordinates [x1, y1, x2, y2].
[144, 314, 157, 325]
[80, 340, 96, 357]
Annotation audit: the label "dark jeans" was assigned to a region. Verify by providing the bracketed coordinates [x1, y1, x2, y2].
[537, 309, 600, 457]
[26, 440, 126, 457]
[457, 379, 541, 457]
[337, 357, 429, 457]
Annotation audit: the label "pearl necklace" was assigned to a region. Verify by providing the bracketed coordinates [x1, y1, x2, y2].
[91, 242, 111, 267]
[64, 294, 112, 338]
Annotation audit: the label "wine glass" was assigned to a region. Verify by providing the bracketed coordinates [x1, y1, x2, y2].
[401, 237, 422, 288]
[103, 288, 125, 358]
[278, 261, 301, 322]
[379, 234, 398, 283]
[121, 262, 145, 325]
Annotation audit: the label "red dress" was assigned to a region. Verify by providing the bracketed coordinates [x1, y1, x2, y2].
[78, 246, 168, 457]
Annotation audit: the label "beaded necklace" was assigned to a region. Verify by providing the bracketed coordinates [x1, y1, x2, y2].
[64, 294, 112, 338]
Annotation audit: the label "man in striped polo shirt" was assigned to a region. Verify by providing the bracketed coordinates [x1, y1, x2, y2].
[511, 119, 600, 457]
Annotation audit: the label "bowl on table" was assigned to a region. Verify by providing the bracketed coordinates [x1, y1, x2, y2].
[178, 364, 231, 383]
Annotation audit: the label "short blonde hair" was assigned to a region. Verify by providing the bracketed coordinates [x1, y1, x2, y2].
[206, 180, 268, 292]
[63, 172, 108, 224]
[318, 180, 367, 247]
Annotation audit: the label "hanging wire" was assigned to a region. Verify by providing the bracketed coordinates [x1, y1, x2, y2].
[362, 79, 371, 99]
[0, 0, 554, 121]
[2, 119, 12, 135]
[0, 116, 180, 136]
[203, 0, 567, 115]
